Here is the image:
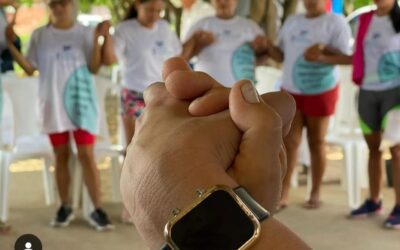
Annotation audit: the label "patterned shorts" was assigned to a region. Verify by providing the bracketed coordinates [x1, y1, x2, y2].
[121, 88, 145, 118]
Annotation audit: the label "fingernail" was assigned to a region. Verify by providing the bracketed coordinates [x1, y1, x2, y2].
[241, 81, 260, 104]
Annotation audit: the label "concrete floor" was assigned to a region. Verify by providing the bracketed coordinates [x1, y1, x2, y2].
[1, 162, 400, 250]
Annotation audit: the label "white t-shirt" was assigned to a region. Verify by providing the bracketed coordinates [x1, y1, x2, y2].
[113, 19, 182, 92]
[27, 23, 99, 134]
[278, 13, 351, 95]
[184, 16, 264, 87]
[180, 0, 215, 39]
[362, 15, 400, 91]
[0, 12, 6, 122]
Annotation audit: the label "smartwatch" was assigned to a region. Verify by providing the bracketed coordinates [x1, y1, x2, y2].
[161, 185, 270, 250]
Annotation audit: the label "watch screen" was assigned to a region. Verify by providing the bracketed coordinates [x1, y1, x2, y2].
[170, 190, 256, 250]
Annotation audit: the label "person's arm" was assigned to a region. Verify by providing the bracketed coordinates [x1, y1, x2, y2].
[266, 44, 284, 63]
[304, 44, 352, 65]
[251, 218, 310, 250]
[87, 23, 105, 74]
[5, 24, 36, 75]
[181, 30, 215, 61]
[101, 31, 118, 66]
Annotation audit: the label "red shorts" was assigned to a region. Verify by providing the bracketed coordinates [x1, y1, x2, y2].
[49, 129, 96, 147]
[286, 85, 339, 117]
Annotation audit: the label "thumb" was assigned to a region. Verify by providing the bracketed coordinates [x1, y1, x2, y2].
[228, 80, 286, 213]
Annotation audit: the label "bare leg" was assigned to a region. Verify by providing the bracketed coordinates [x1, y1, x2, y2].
[364, 132, 383, 202]
[77, 145, 101, 209]
[280, 111, 305, 207]
[390, 144, 400, 205]
[53, 145, 71, 205]
[304, 115, 331, 208]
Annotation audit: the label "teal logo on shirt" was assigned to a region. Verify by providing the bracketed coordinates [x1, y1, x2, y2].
[232, 43, 256, 83]
[64, 66, 98, 134]
[378, 51, 400, 83]
[293, 56, 335, 94]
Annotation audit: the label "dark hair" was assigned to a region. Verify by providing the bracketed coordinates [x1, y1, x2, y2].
[389, 0, 400, 33]
[124, 0, 163, 21]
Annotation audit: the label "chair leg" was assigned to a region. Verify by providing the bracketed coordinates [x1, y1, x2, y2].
[352, 142, 364, 208]
[343, 143, 357, 208]
[42, 157, 56, 205]
[111, 155, 122, 202]
[0, 152, 12, 222]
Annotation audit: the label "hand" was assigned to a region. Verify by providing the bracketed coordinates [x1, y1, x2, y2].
[121, 57, 295, 249]
[251, 35, 269, 54]
[304, 43, 325, 62]
[95, 20, 111, 38]
[193, 30, 215, 48]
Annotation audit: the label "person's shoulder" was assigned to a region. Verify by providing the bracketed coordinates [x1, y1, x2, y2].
[286, 14, 304, 23]
[327, 13, 348, 24]
[281, 14, 303, 30]
[116, 19, 137, 31]
[157, 19, 172, 29]
[33, 25, 49, 34]
[236, 16, 257, 25]
[197, 15, 216, 25]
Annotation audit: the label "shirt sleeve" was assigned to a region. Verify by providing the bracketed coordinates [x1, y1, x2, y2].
[26, 29, 40, 68]
[330, 15, 352, 55]
[112, 23, 127, 62]
[247, 19, 265, 40]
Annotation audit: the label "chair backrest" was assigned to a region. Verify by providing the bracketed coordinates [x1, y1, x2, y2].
[256, 66, 282, 94]
[330, 66, 361, 135]
[0, 91, 14, 148]
[93, 75, 121, 146]
[2, 73, 41, 142]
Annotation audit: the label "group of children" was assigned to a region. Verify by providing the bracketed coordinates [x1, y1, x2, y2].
[0, 0, 400, 233]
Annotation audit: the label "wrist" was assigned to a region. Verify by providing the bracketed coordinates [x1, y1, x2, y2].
[130, 161, 237, 249]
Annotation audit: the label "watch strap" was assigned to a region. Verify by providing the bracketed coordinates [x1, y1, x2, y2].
[233, 186, 270, 222]
[160, 244, 172, 250]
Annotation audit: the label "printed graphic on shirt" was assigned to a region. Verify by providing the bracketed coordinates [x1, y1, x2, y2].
[290, 29, 312, 45]
[293, 56, 335, 94]
[64, 66, 98, 134]
[231, 43, 256, 83]
[378, 51, 400, 83]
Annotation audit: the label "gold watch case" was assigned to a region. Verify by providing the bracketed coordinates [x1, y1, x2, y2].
[164, 185, 261, 250]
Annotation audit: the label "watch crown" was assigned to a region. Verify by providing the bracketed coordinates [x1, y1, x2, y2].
[172, 208, 181, 216]
[196, 189, 205, 197]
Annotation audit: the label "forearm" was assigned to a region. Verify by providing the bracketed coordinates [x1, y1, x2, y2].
[267, 46, 284, 63]
[181, 38, 197, 61]
[88, 37, 102, 74]
[7, 41, 36, 75]
[101, 34, 117, 66]
[318, 54, 352, 65]
[251, 218, 311, 250]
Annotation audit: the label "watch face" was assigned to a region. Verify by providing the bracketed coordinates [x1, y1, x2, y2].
[170, 190, 257, 250]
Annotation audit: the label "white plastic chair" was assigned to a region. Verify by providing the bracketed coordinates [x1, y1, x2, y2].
[325, 66, 368, 208]
[70, 76, 124, 219]
[0, 73, 55, 222]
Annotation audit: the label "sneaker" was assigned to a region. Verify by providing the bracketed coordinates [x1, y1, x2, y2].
[349, 199, 382, 218]
[50, 205, 75, 227]
[384, 205, 400, 229]
[88, 209, 115, 231]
